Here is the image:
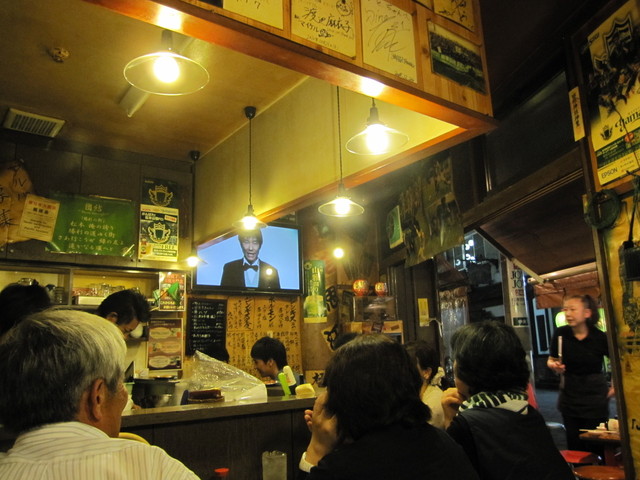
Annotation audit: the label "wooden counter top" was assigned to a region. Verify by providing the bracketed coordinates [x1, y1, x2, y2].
[121, 395, 316, 428]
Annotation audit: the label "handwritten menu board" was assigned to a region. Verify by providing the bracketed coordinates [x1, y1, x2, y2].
[291, 0, 357, 57]
[226, 296, 302, 375]
[361, 0, 417, 82]
[224, 0, 284, 29]
[47, 193, 135, 256]
[186, 298, 227, 355]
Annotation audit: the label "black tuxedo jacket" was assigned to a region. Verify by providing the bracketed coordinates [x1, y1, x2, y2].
[220, 259, 280, 289]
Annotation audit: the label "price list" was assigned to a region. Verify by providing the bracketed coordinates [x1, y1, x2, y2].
[186, 298, 227, 355]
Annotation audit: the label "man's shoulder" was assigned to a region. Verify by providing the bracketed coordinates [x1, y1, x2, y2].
[223, 259, 243, 268]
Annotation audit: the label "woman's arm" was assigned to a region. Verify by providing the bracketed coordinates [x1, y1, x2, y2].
[547, 356, 565, 375]
[441, 387, 466, 429]
[302, 392, 339, 468]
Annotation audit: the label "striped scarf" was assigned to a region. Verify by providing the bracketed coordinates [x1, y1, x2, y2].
[459, 390, 529, 415]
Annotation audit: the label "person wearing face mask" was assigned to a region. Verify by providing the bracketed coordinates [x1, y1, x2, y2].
[547, 294, 614, 453]
[220, 230, 280, 289]
[96, 289, 150, 339]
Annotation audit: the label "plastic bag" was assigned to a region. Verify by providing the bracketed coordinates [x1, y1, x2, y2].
[187, 350, 267, 402]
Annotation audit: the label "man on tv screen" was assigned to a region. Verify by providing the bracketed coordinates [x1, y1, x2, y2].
[220, 229, 280, 289]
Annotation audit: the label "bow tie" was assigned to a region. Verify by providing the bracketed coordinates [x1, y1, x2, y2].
[243, 264, 258, 271]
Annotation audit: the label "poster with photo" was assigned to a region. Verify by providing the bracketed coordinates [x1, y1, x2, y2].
[147, 318, 183, 370]
[579, 0, 640, 185]
[428, 22, 486, 93]
[157, 271, 186, 311]
[399, 154, 463, 267]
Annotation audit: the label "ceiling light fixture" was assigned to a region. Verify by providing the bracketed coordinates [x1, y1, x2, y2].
[318, 87, 365, 218]
[233, 106, 267, 230]
[345, 97, 408, 155]
[123, 30, 209, 96]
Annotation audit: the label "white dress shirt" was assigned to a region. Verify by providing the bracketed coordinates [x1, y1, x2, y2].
[0, 422, 200, 480]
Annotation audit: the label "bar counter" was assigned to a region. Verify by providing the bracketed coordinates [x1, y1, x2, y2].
[2, 395, 315, 480]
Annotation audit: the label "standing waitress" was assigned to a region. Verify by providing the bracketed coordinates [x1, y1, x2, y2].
[547, 294, 614, 452]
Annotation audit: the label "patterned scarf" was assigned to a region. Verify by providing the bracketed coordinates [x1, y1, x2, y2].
[459, 390, 529, 415]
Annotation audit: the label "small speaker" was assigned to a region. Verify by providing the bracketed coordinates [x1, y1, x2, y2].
[622, 243, 640, 281]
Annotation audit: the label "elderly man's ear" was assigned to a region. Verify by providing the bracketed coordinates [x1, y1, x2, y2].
[77, 378, 122, 438]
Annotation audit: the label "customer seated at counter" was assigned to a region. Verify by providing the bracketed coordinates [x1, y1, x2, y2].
[442, 321, 574, 480]
[0, 309, 199, 480]
[251, 336, 298, 384]
[96, 288, 150, 339]
[298, 334, 479, 479]
[0, 282, 51, 337]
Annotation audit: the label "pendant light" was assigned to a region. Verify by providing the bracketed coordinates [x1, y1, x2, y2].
[233, 106, 267, 230]
[345, 97, 408, 155]
[318, 87, 365, 218]
[124, 30, 209, 96]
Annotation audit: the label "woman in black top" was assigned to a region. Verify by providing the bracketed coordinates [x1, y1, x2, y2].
[443, 321, 574, 480]
[547, 294, 613, 452]
[298, 334, 479, 480]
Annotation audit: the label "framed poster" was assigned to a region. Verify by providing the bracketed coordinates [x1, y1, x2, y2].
[578, 0, 640, 185]
[147, 317, 183, 370]
[428, 22, 486, 93]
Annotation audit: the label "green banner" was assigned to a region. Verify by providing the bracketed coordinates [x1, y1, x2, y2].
[47, 193, 135, 257]
[303, 260, 327, 323]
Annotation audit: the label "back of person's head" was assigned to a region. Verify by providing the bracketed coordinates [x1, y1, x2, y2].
[250, 336, 287, 369]
[332, 332, 358, 351]
[238, 229, 263, 246]
[404, 340, 440, 383]
[96, 289, 150, 326]
[0, 309, 126, 434]
[204, 343, 230, 363]
[0, 282, 52, 337]
[451, 320, 529, 396]
[564, 294, 600, 327]
[323, 334, 429, 441]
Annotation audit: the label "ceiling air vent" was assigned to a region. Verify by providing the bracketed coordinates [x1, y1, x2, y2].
[2, 108, 65, 138]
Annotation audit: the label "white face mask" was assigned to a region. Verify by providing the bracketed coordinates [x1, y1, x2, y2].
[129, 323, 145, 339]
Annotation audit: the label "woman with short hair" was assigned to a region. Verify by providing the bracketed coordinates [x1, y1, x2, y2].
[443, 321, 574, 480]
[298, 334, 479, 479]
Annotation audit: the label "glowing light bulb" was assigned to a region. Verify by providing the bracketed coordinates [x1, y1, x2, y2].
[265, 267, 274, 276]
[186, 255, 201, 267]
[364, 124, 389, 154]
[333, 197, 352, 216]
[241, 215, 258, 230]
[333, 247, 345, 259]
[153, 53, 180, 83]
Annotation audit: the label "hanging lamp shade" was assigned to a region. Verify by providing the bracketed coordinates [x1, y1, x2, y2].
[318, 182, 365, 217]
[319, 87, 364, 218]
[233, 106, 267, 230]
[345, 98, 408, 155]
[124, 30, 209, 96]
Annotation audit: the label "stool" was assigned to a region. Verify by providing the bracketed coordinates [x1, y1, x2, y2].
[573, 465, 625, 480]
[560, 450, 600, 467]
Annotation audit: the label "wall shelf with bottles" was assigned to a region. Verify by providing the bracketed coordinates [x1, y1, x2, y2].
[0, 263, 186, 307]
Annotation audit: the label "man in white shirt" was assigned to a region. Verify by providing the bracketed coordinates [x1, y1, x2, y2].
[0, 309, 199, 480]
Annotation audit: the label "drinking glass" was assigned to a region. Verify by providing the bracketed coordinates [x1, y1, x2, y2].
[261, 450, 286, 480]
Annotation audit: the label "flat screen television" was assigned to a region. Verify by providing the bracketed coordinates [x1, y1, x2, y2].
[192, 223, 303, 296]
